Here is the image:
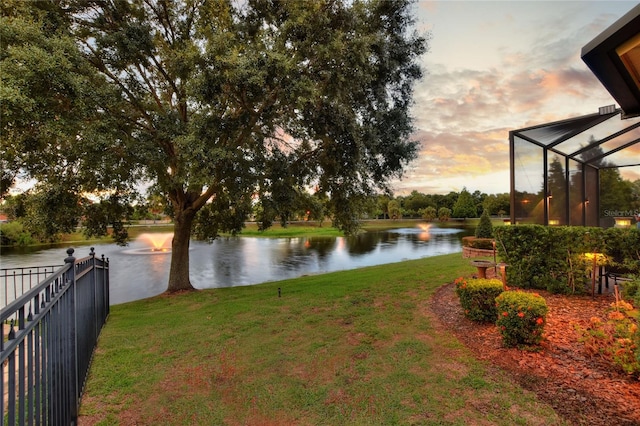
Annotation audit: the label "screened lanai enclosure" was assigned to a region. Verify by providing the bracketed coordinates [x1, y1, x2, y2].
[509, 107, 640, 227]
[509, 4, 640, 228]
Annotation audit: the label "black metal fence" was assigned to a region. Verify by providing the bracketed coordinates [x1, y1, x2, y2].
[1, 266, 62, 313]
[1, 247, 109, 425]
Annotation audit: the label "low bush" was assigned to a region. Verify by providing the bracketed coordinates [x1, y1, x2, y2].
[575, 299, 639, 377]
[454, 277, 504, 322]
[495, 291, 548, 348]
[621, 275, 640, 301]
[0, 221, 34, 246]
[461, 236, 495, 250]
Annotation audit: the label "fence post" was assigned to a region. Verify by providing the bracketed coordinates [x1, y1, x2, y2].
[103, 255, 110, 313]
[90, 248, 99, 344]
[64, 248, 79, 424]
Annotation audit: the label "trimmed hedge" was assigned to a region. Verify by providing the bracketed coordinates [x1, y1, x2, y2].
[461, 236, 495, 250]
[455, 278, 504, 322]
[494, 225, 640, 294]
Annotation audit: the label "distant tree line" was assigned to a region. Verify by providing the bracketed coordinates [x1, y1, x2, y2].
[376, 187, 510, 221]
[0, 186, 510, 246]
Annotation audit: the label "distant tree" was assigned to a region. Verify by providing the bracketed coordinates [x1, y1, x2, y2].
[547, 156, 566, 223]
[471, 190, 487, 216]
[146, 193, 168, 221]
[420, 206, 437, 222]
[452, 188, 477, 218]
[631, 179, 640, 211]
[297, 191, 327, 226]
[83, 195, 134, 243]
[403, 190, 430, 217]
[576, 136, 634, 219]
[437, 191, 459, 212]
[600, 168, 633, 214]
[438, 207, 451, 221]
[388, 200, 402, 220]
[131, 200, 150, 221]
[482, 193, 510, 216]
[1, 193, 28, 220]
[376, 194, 392, 219]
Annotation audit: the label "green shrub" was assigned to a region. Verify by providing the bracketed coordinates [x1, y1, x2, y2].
[461, 236, 494, 250]
[475, 209, 493, 239]
[494, 225, 639, 294]
[622, 275, 640, 301]
[495, 291, 548, 348]
[454, 277, 504, 322]
[0, 221, 34, 246]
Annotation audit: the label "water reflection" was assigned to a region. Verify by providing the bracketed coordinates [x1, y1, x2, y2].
[0, 226, 469, 305]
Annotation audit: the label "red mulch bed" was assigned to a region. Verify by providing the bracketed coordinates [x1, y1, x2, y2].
[429, 271, 640, 426]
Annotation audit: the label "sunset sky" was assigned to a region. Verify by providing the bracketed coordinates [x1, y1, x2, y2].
[393, 0, 639, 196]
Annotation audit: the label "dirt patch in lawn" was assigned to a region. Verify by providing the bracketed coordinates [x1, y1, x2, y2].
[429, 274, 640, 426]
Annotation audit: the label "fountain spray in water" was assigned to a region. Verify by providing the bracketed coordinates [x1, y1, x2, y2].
[135, 233, 173, 254]
[417, 223, 431, 241]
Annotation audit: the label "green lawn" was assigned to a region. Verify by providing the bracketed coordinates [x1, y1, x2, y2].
[79, 253, 565, 425]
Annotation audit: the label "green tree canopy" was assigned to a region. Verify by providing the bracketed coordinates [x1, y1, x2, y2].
[452, 187, 477, 218]
[438, 207, 451, 221]
[387, 200, 401, 220]
[3, 0, 427, 293]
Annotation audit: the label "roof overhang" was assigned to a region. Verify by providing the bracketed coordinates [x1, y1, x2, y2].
[581, 4, 640, 119]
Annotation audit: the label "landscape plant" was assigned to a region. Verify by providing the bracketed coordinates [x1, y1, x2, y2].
[455, 277, 504, 322]
[576, 299, 640, 377]
[461, 236, 495, 250]
[494, 225, 640, 294]
[495, 291, 548, 348]
[475, 209, 493, 239]
[622, 275, 640, 300]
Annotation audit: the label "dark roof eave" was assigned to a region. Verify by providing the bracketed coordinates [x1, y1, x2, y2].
[581, 4, 640, 119]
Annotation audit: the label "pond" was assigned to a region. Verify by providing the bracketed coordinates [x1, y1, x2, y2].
[0, 225, 471, 305]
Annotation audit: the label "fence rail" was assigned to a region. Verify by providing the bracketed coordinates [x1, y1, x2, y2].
[1, 247, 109, 426]
[1, 266, 62, 315]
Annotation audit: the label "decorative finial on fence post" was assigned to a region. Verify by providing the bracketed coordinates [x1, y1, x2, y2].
[90, 247, 95, 257]
[65, 248, 75, 264]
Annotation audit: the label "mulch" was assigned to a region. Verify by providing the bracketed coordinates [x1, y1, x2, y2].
[428, 270, 640, 426]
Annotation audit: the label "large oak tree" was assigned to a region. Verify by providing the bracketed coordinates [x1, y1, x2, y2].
[4, 0, 427, 293]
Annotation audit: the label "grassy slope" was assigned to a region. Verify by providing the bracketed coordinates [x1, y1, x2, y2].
[79, 254, 564, 425]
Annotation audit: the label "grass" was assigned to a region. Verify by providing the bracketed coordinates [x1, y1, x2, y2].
[79, 253, 565, 425]
[236, 221, 345, 237]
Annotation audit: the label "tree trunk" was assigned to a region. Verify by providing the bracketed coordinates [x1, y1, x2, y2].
[166, 209, 196, 293]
